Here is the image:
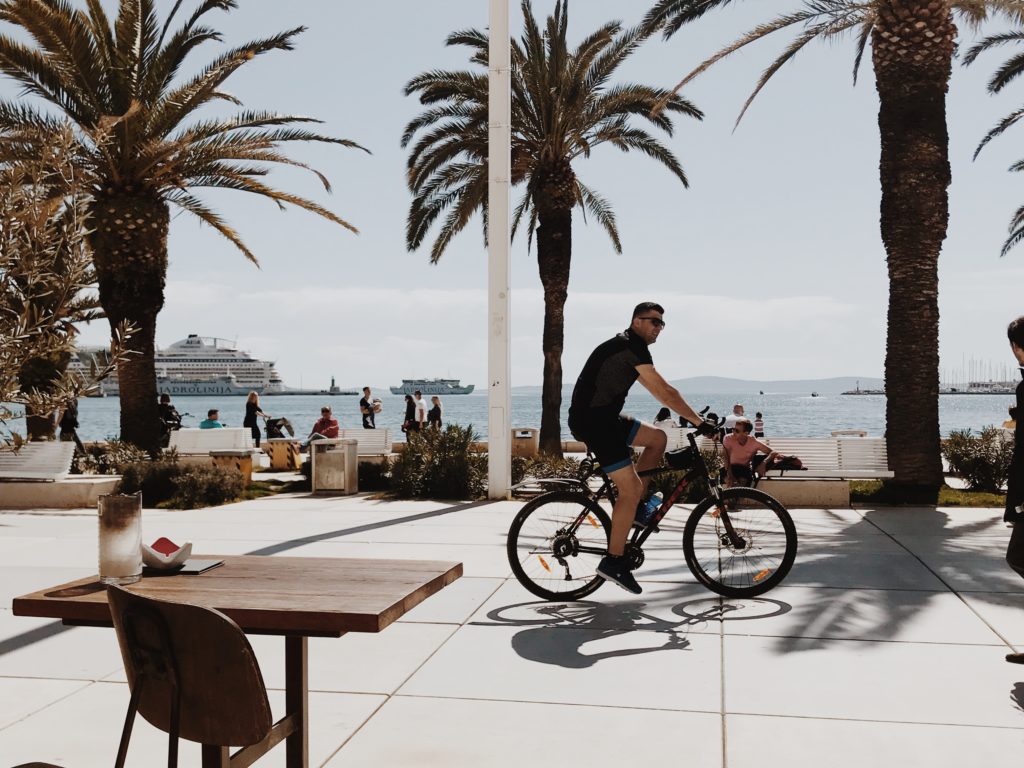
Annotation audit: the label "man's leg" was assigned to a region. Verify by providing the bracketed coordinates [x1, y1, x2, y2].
[1007, 522, 1024, 663]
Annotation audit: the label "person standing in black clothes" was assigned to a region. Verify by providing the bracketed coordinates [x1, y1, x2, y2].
[427, 396, 443, 429]
[1004, 316, 1024, 664]
[157, 393, 182, 447]
[58, 399, 85, 451]
[359, 387, 376, 429]
[244, 391, 268, 447]
[402, 394, 417, 436]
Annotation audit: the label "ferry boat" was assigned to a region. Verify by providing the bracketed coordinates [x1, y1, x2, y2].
[71, 334, 287, 396]
[389, 378, 475, 395]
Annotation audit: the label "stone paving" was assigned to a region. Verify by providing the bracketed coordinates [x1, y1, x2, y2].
[2, 493, 1024, 766]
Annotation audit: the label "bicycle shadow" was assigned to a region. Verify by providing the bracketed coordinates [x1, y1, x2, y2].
[483, 596, 791, 669]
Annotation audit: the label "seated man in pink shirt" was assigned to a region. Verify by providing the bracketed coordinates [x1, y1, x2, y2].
[304, 406, 340, 447]
[721, 417, 778, 487]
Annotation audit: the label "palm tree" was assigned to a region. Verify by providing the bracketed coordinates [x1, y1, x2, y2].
[964, 26, 1024, 254]
[643, 0, 1023, 499]
[403, 0, 702, 456]
[0, 0, 365, 452]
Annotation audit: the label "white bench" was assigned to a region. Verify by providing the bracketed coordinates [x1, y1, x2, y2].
[0, 441, 76, 481]
[693, 435, 891, 507]
[166, 428, 260, 483]
[0, 441, 119, 508]
[337, 429, 393, 462]
[167, 428, 255, 455]
[761, 437, 892, 480]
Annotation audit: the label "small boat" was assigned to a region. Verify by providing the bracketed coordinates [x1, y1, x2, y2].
[811, 392, 820, 398]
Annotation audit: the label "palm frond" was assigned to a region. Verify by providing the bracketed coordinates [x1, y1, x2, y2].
[166, 188, 257, 264]
[575, 181, 621, 252]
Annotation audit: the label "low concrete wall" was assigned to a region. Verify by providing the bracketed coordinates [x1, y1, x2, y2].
[0, 476, 121, 509]
[757, 478, 850, 508]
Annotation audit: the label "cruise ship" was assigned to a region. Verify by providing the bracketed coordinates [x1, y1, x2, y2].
[389, 378, 475, 395]
[72, 335, 286, 396]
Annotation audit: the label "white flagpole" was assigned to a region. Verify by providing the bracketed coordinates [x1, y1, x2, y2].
[487, 0, 512, 499]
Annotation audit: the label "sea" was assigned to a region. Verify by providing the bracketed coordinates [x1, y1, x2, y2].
[35, 389, 1017, 444]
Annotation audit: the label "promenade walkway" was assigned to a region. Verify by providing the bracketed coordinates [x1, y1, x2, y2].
[1, 494, 1023, 766]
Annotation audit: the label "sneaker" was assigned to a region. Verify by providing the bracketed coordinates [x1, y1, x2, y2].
[596, 555, 642, 594]
[1006, 652, 1024, 664]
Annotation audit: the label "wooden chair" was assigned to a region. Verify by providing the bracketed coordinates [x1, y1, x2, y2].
[106, 585, 273, 768]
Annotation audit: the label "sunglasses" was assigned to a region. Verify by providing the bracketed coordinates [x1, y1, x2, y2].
[637, 316, 666, 328]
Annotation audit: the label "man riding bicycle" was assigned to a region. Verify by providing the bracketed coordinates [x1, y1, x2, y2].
[568, 302, 709, 595]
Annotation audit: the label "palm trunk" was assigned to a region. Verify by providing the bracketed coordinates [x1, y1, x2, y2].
[87, 194, 170, 454]
[536, 206, 572, 457]
[872, 1, 954, 500]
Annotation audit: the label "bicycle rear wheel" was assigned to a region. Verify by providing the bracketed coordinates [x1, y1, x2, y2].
[507, 490, 612, 601]
[682, 487, 797, 597]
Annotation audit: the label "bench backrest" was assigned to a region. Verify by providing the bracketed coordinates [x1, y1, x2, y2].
[692, 435, 890, 474]
[338, 428, 392, 455]
[763, 438, 840, 471]
[168, 428, 254, 454]
[0, 440, 76, 481]
[835, 437, 890, 473]
[659, 427, 697, 452]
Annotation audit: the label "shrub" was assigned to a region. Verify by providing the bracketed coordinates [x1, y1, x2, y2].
[169, 465, 246, 509]
[511, 454, 582, 486]
[359, 460, 391, 492]
[390, 424, 486, 500]
[118, 455, 181, 504]
[72, 440, 148, 475]
[118, 455, 246, 509]
[942, 427, 1015, 493]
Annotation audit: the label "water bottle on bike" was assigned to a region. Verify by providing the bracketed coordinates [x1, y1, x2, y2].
[635, 492, 662, 527]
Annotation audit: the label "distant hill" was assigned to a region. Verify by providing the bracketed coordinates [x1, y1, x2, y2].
[666, 376, 884, 395]
[511, 376, 883, 395]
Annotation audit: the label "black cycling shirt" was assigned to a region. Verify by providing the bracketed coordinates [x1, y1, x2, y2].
[569, 329, 653, 424]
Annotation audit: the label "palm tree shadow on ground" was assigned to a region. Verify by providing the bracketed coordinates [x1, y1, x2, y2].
[769, 508, 1019, 653]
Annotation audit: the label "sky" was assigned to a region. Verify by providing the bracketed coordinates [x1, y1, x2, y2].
[13, 1, 1024, 389]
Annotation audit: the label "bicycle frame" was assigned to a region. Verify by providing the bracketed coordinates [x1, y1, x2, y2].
[564, 430, 748, 556]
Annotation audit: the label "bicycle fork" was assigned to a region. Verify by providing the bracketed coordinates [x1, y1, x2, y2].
[707, 485, 748, 551]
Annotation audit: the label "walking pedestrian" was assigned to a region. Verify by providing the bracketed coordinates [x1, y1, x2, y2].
[359, 386, 376, 429]
[414, 390, 427, 430]
[58, 399, 84, 451]
[428, 396, 443, 429]
[754, 412, 765, 438]
[402, 394, 417, 435]
[1004, 315, 1024, 664]
[244, 391, 268, 448]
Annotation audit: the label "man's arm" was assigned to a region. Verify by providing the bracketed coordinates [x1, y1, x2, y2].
[635, 364, 704, 426]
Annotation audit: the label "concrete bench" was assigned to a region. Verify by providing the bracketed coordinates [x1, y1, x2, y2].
[0, 441, 119, 508]
[338, 428, 393, 462]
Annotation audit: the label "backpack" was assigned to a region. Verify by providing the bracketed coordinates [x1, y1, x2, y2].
[770, 454, 804, 473]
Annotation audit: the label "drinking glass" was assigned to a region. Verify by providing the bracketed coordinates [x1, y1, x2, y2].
[98, 492, 142, 585]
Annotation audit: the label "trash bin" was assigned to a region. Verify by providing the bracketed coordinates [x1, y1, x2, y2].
[311, 439, 358, 494]
[511, 427, 539, 458]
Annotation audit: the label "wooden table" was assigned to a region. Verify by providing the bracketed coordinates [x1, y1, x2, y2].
[12, 554, 462, 767]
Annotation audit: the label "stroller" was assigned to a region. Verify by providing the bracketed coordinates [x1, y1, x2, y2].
[265, 416, 294, 440]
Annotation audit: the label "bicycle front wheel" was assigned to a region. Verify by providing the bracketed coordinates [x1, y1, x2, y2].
[682, 487, 797, 597]
[507, 490, 612, 601]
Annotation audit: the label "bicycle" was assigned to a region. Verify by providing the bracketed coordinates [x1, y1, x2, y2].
[506, 412, 798, 601]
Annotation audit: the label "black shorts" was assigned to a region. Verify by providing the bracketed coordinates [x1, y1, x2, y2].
[569, 414, 641, 473]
